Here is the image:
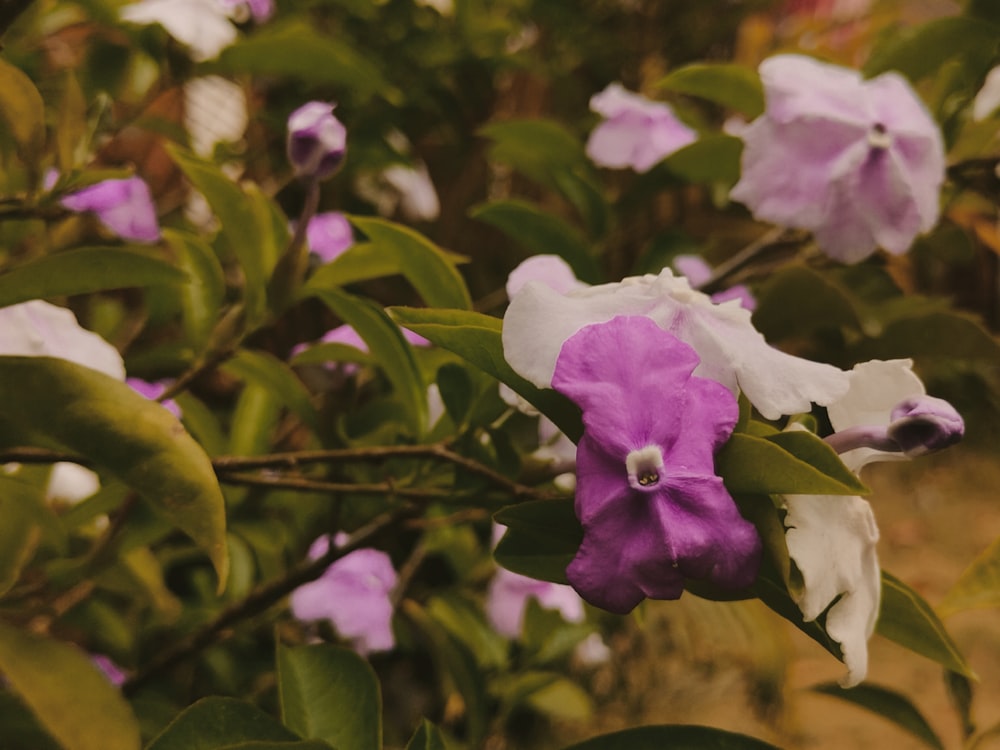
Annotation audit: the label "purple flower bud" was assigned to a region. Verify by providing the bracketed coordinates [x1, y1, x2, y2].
[287, 102, 347, 180]
[126, 377, 182, 418]
[60, 176, 160, 243]
[218, 0, 273, 22]
[306, 212, 355, 263]
[91, 654, 128, 687]
[887, 395, 964, 457]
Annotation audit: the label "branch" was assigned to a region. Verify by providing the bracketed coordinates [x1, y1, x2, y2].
[0, 0, 33, 40]
[697, 226, 798, 293]
[123, 506, 413, 693]
[217, 471, 454, 500]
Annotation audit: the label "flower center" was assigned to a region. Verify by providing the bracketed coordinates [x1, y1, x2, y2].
[626, 445, 665, 490]
[867, 122, 892, 149]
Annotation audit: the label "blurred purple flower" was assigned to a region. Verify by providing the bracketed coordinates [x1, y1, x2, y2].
[91, 655, 127, 687]
[486, 567, 584, 638]
[60, 176, 160, 243]
[306, 212, 355, 263]
[729, 54, 945, 263]
[218, 0, 273, 21]
[552, 315, 760, 614]
[291, 323, 429, 368]
[290, 534, 397, 655]
[672, 254, 756, 311]
[506, 255, 586, 299]
[287, 102, 347, 180]
[585, 83, 697, 173]
[127, 377, 181, 418]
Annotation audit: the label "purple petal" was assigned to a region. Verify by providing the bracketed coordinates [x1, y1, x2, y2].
[486, 568, 583, 637]
[287, 102, 347, 180]
[888, 395, 964, 457]
[306, 212, 355, 263]
[126, 377, 181, 418]
[60, 177, 160, 243]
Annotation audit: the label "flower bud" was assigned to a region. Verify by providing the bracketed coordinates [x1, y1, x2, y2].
[887, 395, 964, 457]
[286, 102, 347, 180]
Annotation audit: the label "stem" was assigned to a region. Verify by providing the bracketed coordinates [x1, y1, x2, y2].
[123, 506, 412, 693]
[697, 226, 794, 294]
[267, 176, 321, 313]
[217, 471, 453, 500]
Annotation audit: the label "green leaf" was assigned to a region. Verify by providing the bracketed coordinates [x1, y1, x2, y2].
[0, 621, 141, 750]
[812, 683, 945, 750]
[277, 643, 381, 750]
[306, 216, 471, 310]
[662, 135, 743, 184]
[0, 57, 46, 162]
[877, 571, 975, 678]
[939, 534, 1000, 615]
[493, 499, 581, 585]
[658, 63, 764, 117]
[211, 20, 399, 104]
[165, 229, 226, 349]
[470, 200, 599, 282]
[436, 363, 473, 426]
[526, 676, 593, 721]
[147, 696, 332, 750]
[716, 432, 868, 496]
[314, 289, 427, 434]
[479, 118, 606, 236]
[559, 724, 782, 749]
[864, 16, 999, 83]
[0, 357, 228, 590]
[405, 719, 448, 750]
[0, 476, 47, 596]
[427, 593, 509, 670]
[752, 266, 865, 342]
[852, 311, 1000, 365]
[167, 144, 269, 324]
[0, 248, 187, 309]
[388, 306, 582, 441]
[222, 349, 320, 435]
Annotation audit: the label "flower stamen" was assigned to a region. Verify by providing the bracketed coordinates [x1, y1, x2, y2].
[626, 445, 665, 490]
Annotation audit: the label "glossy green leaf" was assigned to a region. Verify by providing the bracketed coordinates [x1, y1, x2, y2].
[752, 266, 865, 342]
[427, 592, 509, 670]
[436, 363, 473, 426]
[470, 200, 599, 282]
[864, 16, 999, 83]
[0, 357, 228, 589]
[0, 57, 45, 161]
[716, 432, 868, 496]
[147, 696, 332, 750]
[812, 683, 945, 750]
[0, 476, 47, 596]
[306, 216, 471, 310]
[212, 20, 399, 104]
[852, 311, 1000, 365]
[405, 719, 448, 750]
[663, 135, 743, 184]
[658, 62, 764, 117]
[479, 118, 606, 236]
[939, 534, 1000, 615]
[877, 571, 974, 678]
[560, 724, 781, 749]
[388, 306, 583, 441]
[165, 229, 226, 349]
[494, 499, 581, 585]
[222, 349, 320, 435]
[526, 676, 593, 720]
[0, 248, 186, 309]
[315, 289, 427, 434]
[0, 620, 141, 750]
[167, 145, 268, 324]
[277, 643, 381, 750]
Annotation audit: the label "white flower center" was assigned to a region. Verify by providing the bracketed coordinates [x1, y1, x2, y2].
[626, 445, 665, 489]
[867, 123, 892, 149]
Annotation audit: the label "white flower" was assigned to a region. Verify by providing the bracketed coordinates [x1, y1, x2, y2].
[121, 0, 239, 62]
[502, 268, 849, 420]
[45, 462, 101, 506]
[782, 359, 933, 687]
[973, 66, 1000, 121]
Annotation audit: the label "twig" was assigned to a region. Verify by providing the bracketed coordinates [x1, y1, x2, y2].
[217, 471, 454, 500]
[697, 226, 796, 293]
[123, 506, 413, 693]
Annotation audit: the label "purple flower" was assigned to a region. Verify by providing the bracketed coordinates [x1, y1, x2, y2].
[91, 655, 128, 687]
[126, 377, 181, 418]
[306, 212, 355, 263]
[290, 534, 397, 655]
[291, 324, 430, 371]
[486, 568, 584, 638]
[729, 54, 945, 263]
[506, 255, 586, 299]
[287, 102, 347, 181]
[551, 315, 761, 614]
[585, 83, 697, 173]
[218, 0, 273, 21]
[60, 176, 160, 243]
[672, 254, 756, 311]
[887, 396, 964, 457]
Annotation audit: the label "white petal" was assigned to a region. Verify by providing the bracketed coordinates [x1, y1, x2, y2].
[783, 493, 881, 687]
[0, 301, 125, 380]
[45, 462, 101, 505]
[185, 76, 247, 157]
[973, 66, 1000, 121]
[502, 270, 849, 419]
[121, 0, 237, 61]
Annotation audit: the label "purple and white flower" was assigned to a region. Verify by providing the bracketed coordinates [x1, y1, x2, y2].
[287, 102, 348, 181]
[783, 359, 964, 687]
[586, 83, 697, 173]
[60, 176, 160, 244]
[503, 268, 849, 421]
[729, 54, 945, 264]
[290, 534, 397, 655]
[486, 567, 585, 638]
[551, 315, 761, 613]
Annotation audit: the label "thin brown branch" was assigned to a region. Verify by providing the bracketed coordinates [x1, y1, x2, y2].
[217, 471, 454, 500]
[123, 506, 413, 693]
[698, 226, 797, 294]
